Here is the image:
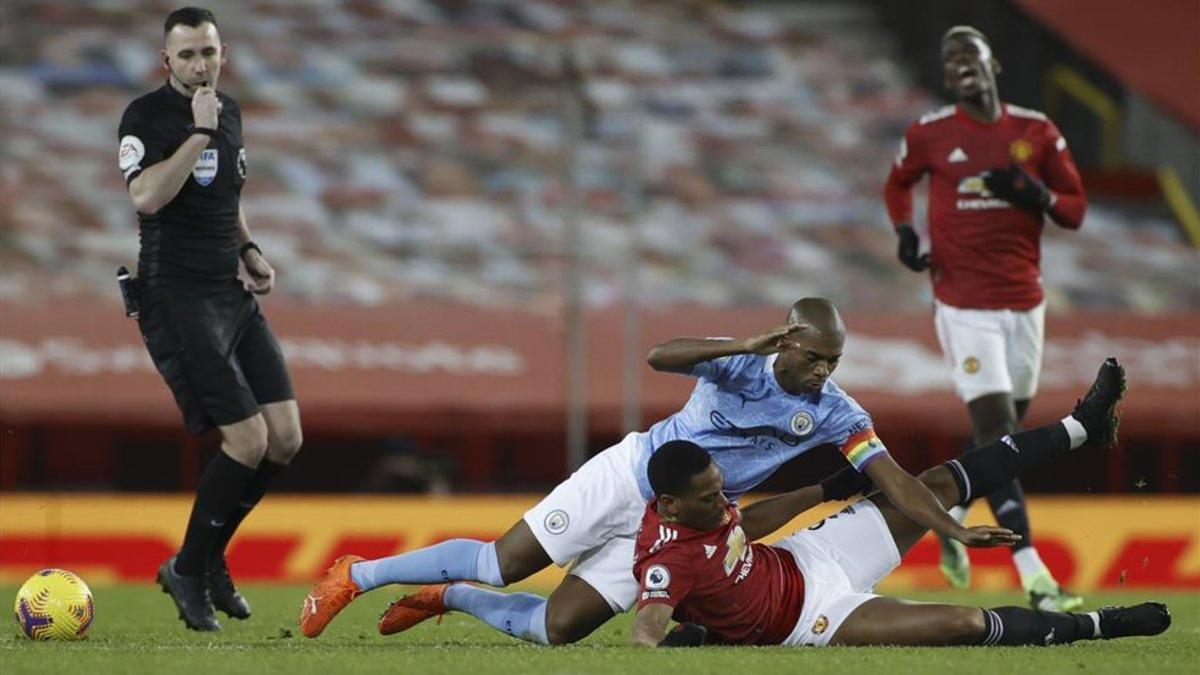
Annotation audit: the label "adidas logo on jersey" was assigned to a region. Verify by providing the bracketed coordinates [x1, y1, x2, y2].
[703, 545, 718, 559]
[948, 147, 968, 163]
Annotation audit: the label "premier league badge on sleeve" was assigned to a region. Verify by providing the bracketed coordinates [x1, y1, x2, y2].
[192, 149, 218, 186]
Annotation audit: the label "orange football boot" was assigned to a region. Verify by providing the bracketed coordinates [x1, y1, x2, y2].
[299, 555, 365, 638]
[377, 583, 450, 636]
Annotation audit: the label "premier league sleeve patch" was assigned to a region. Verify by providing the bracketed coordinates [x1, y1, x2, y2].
[192, 148, 218, 186]
[118, 135, 145, 179]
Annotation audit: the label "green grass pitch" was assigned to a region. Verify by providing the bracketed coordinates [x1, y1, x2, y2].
[2, 585, 1196, 674]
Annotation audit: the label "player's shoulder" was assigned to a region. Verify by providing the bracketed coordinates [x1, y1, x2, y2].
[915, 104, 957, 128]
[817, 379, 870, 418]
[122, 87, 168, 117]
[217, 90, 242, 111]
[1004, 103, 1050, 122]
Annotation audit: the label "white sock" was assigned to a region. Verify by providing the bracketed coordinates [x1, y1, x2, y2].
[1060, 416, 1088, 450]
[1087, 611, 1103, 638]
[1013, 547, 1047, 580]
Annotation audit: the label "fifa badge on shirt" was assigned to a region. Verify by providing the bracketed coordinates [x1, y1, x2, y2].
[192, 149, 218, 186]
[963, 356, 981, 375]
[1010, 139, 1033, 163]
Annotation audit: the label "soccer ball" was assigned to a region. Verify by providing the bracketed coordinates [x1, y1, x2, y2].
[13, 569, 95, 640]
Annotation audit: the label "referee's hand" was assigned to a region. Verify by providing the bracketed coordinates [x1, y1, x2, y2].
[242, 249, 275, 295]
[192, 86, 221, 130]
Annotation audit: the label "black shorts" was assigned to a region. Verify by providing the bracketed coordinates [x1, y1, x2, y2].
[138, 281, 295, 436]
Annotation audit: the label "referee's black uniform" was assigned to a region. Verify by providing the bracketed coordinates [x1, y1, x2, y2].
[119, 82, 294, 631]
[119, 84, 293, 434]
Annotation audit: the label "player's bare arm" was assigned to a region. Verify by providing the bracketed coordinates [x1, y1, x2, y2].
[631, 603, 673, 647]
[864, 454, 1020, 547]
[738, 485, 826, 541]
[127, 86, 221, 213]
[646, 324, 806, 373]
[237, 206, 275, 295]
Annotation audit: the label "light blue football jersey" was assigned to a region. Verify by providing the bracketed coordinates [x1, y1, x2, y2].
[633, 353, 887, 501]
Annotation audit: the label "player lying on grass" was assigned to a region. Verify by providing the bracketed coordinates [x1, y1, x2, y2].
[302, 298, 1007, 644]
[629, 358, 1170, 647]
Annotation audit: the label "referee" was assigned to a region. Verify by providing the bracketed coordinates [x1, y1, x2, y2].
[118, 7, 303, 631]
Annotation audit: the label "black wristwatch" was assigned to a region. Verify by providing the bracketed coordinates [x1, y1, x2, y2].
[239, 241, 262, 259]
[188, 125, 217, 137]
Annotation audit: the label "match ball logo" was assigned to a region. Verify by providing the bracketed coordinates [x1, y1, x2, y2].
[963, 356, 981, 374]
[645, 565, 671, 590]
[789, 410, 815, 437]
[544, 509, 569, 535]
[1010, 139, 1033, 163]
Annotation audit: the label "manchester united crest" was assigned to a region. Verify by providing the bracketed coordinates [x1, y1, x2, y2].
[963, 356, 981, 374]
[1010, 139, 1033, 163]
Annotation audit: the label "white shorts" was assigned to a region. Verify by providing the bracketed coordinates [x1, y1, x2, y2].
[774, 500, 902, 647]
[934, 299, 1046, 403]
[523, 432, 646, 612]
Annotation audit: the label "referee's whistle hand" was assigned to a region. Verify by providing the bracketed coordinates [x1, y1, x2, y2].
[191, 86, 221, 130]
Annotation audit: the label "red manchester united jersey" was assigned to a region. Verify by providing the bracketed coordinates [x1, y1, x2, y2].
[633, 501, 805, 645]
[884, 103, 1086, 310]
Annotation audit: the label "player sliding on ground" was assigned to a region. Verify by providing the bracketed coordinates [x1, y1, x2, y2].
[629, 358, 1170, 647]
[302, 298, 1006, 644]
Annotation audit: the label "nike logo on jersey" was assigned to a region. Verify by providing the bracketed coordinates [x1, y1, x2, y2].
[703, 545, 718, 559]
[948, 147, 968, 163]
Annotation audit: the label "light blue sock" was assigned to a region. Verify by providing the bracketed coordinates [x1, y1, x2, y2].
[350, 540, 505, 591]
[444, 583, 548, 645]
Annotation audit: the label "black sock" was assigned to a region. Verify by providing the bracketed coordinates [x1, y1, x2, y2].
[985, 479, 1033, 552]
[209, 460, 286, 570]
[945, 423, 1070, 505]
[978, 606, 1096, 646]
[175, 452, 256, 577]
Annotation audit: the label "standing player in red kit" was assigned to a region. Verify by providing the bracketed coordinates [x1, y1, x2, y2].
[882, 26, 1087, 610]
[631, 359, 1170, 649]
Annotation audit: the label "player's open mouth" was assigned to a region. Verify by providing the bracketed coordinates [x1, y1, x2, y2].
[957, 66, 977, 86]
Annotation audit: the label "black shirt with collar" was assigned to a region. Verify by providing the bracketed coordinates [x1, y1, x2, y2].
[118, 83, 246, 287]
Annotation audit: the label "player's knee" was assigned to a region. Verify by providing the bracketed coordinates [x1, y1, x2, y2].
[946, 607, 986, 644]
[919, 466, 959, 507]
[225, 434, 268, 468]
[268, 424, 303, 464]
[543, 604, 587, 645]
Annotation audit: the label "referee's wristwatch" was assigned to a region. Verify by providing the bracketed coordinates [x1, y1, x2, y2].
[239, 241, 262, 259]
[187, 124, 217, 137]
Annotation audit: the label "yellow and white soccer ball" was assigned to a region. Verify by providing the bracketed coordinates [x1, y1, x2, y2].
[13, 569, 95, 640]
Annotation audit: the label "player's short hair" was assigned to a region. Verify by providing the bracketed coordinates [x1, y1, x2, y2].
[165, 7, 218, 35]
[648, 440, 713, 497]
[941, 25, 989, 49]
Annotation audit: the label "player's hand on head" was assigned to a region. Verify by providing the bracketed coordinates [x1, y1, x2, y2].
[983, 163, 1049, 213]
[191, 86, 221, 130]
[895, 224, 930, 272]
[744, 323, 807, 355]
[956, 525, 1021, 548]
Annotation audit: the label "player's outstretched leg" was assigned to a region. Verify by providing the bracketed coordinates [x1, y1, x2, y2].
[876, 358, 1125, 558]
[378, 573, 616, 645]
[300, 520, 553, 638]
[831, 596, 1169, 646]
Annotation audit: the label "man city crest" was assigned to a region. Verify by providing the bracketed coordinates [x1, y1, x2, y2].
[789, 410, 815, 437]
[192, 149, 218, 186]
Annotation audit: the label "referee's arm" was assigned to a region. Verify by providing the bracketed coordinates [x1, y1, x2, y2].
[128, 133, 209, 213]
